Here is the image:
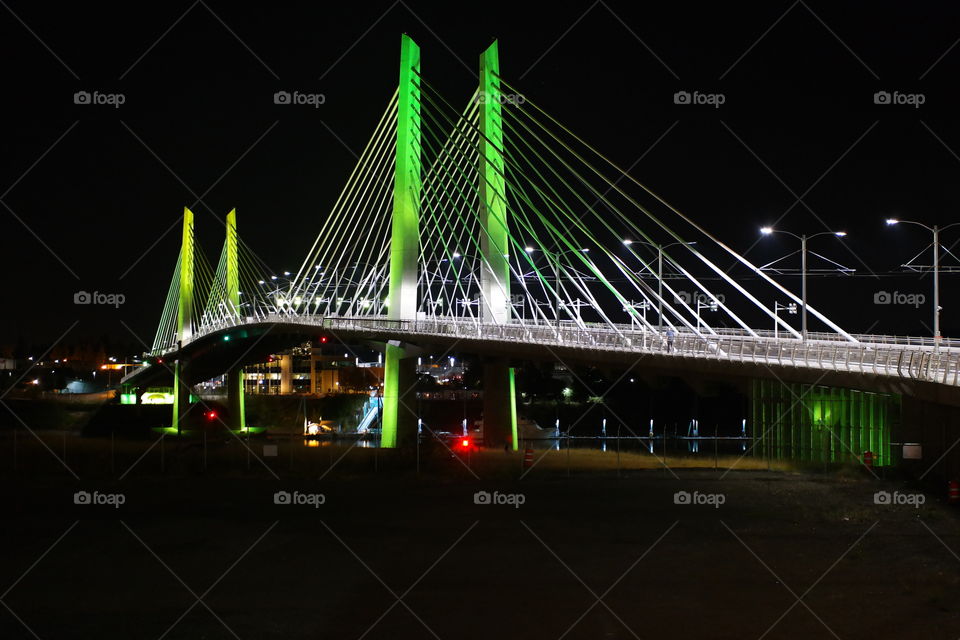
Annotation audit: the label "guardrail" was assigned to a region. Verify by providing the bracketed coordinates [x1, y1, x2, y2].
[136, 314, 960, 388]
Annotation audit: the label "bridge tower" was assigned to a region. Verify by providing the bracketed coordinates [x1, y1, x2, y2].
[381, 34, 422, 448]
[172, 207, 195, 433]
[478, 40, 519, 450]
[225, 208, 246, 430]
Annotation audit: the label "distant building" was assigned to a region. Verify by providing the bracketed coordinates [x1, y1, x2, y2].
[239, 344, 384, 395]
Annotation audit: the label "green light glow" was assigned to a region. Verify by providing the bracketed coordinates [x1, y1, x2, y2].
[386, 34, 422, 323]
[479, 40, 510, 324]
[751, 380, 896, 466]
[508, 366, 518, 451]
[381, 35, 422, 449]
[142, 391, 173, 405]
[381, 343, 403, 448]
[226, 209, 246, 430]
[173, 208, 195, 432]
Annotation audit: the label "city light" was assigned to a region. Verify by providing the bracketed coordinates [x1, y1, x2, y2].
[760, 226, 774, 235]
[885, 218, 899, 225]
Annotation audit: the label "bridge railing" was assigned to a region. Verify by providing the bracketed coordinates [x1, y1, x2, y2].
[170, 313, 960, 388]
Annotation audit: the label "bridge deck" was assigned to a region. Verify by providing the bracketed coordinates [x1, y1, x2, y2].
[124, 315, 960, 390]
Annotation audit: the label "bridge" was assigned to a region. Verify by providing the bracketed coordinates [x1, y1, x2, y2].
[123, 35, 960, 454]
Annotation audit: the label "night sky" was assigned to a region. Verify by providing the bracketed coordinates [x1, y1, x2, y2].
[3, 0, 960, 351]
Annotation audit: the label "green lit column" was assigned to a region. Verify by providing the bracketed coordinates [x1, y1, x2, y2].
[478, 40, 510, 324]
[509, 366, 518, 449]
[382, 34, 422, 449]
[173, 207, 195, 433]
[225, 208, 246, 430]
[478, 41, 518, 450]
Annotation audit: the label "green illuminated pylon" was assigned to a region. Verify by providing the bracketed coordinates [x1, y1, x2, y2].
[225, 208, 246, 430]
[508, 365, 519, 450]
[173, 207, 195, 433]
[382, 34, 422, 449]
[478, 40, 518, 450]
[479, 40, 510, 325]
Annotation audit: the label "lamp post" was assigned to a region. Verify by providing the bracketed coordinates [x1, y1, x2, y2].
[773, 301, 798, 339]
[885, 219, 960, 343]
[623, 239, 696, 333]
[695, 298, 718, 330]
[623, 299, 650, 329]
[523, 246, 590, 329]
[760, 227, 847, 342]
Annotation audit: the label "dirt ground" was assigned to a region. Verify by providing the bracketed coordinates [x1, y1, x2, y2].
[1, 446, 959, 639]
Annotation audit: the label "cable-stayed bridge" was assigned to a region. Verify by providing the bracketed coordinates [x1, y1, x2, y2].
[123, 35, 960, 450]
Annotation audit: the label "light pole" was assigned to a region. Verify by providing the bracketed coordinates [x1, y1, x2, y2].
[623, 239, 696, 334]
[760, 227, 846, 342]
[773, 301, 797, 339]
[523, 246, 590, 329]
[622, 299, 650, 329]
[886, 218, 960, 343]
[695, 298, 718, 330]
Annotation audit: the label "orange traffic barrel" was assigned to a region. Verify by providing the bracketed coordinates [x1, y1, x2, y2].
[523, 448, 534, 468]
[863, 450, 873, 469]
[949, 480, 959, 505]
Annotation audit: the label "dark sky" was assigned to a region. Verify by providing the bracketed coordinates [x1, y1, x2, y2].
[2, 0, 960, 351]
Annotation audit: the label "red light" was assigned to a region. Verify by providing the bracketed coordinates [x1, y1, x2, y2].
[320, 336, 328, 343]
[157, 358, 164, 364]
[461, 439, 470, 448]
[206, 410, 217, 421]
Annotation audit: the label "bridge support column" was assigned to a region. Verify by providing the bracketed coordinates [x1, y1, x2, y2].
[483, 360, 518, 450]
[382, 34, 422, 448]
[476, 42, 517, 451]
[172, 207, 195, 433]
[226, 366, 246, 430]
[172, 363, 192, 432]
[279, 355, 293, 395]
[478, 40, 510, 324]
[224, 208, 245, 429]
[382, 342, 418, 448]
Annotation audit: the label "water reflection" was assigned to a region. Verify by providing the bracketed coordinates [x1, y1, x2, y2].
[296, 435, 754, 455]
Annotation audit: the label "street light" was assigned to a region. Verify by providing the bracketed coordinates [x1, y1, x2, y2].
[622, 299, 650, 328]
[623, 239, 696, 333]
[760, 227, 847, 342]
[773, 301, 798, 339]
[885, 218, 960, 343]
[523, 246, 590, 328]
[695, 298, 718, 330]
